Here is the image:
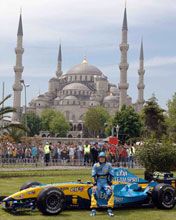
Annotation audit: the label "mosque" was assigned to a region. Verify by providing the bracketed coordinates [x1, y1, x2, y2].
[12, 7, 145, 138]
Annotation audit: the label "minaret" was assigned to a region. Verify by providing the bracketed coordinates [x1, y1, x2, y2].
[118, 6, 129, 110]
[137, 39, 145, 111]
[12, 14, 24, 122]
[56, 43, 63, 78]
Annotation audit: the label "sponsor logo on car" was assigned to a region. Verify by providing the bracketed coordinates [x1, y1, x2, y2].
[70, 187, 84, 192]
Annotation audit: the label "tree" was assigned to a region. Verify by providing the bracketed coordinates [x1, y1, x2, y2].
[41, 109, 57, 131]
[136, 138, 176, 172]
[84, 106, 110, 137]
[141, 95, 167, 138]
[0, 94, 26, 138]
[113, 105, 142, 143]
[22, 112, 42, 136]
[167, 93, 176, 141]
[41, 109, 69, 137]
[0, 95, 15, 131]
[6, 127, 25, 143]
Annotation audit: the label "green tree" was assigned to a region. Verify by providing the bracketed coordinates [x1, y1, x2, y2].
[41, 109, 69, 137]
[0, 95, 15, 131]
[84, 106, 110, 137]
[136, 138, 176, 172]
[113, 105, 142, 143]
[41, 109, 58, 131]
[22, 112, 42, 136]
[167, 93, 176, 141]
[141, 95, 167, 138]
[6, 127, 25, 143]
[0, 95, 25, 138]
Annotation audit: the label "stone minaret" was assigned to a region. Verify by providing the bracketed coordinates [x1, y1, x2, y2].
[56, 43, 63, 78]
[12, 14, 24, 122]
[137, 40, 145, 111]
[118, 7, 129, 110]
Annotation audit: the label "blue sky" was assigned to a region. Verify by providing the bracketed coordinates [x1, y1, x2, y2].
[0, 0, 176, 109]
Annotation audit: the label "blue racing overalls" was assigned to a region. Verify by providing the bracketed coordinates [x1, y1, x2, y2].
[91, 162, 114, 208]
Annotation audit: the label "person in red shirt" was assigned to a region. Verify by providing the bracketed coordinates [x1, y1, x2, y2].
[109, 144, 117, 164]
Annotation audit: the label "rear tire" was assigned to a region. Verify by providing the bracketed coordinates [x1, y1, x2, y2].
[37, 187, 65, 215]
[20, 181, 41, 191]
[152, 183, 175, 209]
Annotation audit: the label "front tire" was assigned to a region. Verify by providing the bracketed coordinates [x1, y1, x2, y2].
[152, 183, 175, 209]
[37, 187, 65, 215]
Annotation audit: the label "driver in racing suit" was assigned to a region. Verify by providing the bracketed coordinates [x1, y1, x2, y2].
[90, 152, 114, 217]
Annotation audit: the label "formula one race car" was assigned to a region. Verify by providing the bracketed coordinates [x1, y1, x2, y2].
[1, 168, 176, 215]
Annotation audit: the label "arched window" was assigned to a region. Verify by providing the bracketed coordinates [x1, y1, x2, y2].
[68, 134, 73, 138]
[77, 123, 83, 131]
[69, 123, 73, 131]
[72, 114, 76, 121]
[73, 124, 77, 131]
[65, 111, 70, 120]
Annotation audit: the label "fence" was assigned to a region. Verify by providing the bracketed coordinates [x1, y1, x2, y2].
[0, 157, 142, 169]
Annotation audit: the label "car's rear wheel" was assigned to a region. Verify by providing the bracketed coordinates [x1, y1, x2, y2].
[20, 181, 42, 191]
[152, 183, 175, 209]
[37, 187, 65, 215]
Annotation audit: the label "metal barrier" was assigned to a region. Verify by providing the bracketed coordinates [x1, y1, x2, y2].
[0, 157, 142, 168]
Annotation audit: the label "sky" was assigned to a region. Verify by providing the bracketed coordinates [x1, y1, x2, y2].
[0, 0, 176, 109]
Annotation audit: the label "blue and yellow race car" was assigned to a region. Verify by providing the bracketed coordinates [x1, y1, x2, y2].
[1, 168, 176, 215]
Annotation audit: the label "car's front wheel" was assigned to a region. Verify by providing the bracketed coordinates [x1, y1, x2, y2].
[152, 183, 176, 209]
[37, 187, 65, 215]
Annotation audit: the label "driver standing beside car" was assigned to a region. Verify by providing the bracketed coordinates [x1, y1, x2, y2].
[90, 152, 114, 217]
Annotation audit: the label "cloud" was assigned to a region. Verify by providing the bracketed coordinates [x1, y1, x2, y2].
[130, 56, 176, 73]
[0, 0, 176, 109]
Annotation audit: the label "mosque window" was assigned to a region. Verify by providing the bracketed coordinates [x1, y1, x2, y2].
[80, 75, 82, 81]
[72, 114, 76, 121]
[75, 76, 77, 81]
[85, 76, 87, 80]
[65, 111, 70, 120]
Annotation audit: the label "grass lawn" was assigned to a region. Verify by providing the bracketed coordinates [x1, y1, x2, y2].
[0, 169, 175, 220]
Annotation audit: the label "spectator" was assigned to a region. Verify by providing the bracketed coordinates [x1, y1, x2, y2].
[91, 143, 99, 165]
[76, 142, 83, 165]
[69, 144, 75, 165]
[83, 141, 91, 166]
[44, 142, 51, 166]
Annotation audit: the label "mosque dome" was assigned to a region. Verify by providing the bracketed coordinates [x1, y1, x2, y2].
[110, 86, 119, 95]
[104, 95, 118, 102]
[64, 96, 78, 100]
[63, 83, 90, 91]
[66, 58, 103, 76]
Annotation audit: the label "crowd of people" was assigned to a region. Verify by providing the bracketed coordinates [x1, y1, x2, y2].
[0, 141, 137, 168]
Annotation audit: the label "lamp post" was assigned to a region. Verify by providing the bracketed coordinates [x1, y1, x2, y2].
[116, 124, 120, 138]
[20, 79, 29, 136]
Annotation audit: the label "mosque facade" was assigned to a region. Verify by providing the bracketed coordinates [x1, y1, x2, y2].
[12, 7, 145, 138]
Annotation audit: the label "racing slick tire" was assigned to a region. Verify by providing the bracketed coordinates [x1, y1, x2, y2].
[20, 181, 42, 191]
[37, 187, 65, 215]
[152, 183, 176, 209]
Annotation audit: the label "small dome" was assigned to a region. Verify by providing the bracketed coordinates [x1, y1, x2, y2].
[66, 58, 102, 76]
[49, 77, 58, 82]
[63, 83, 90, 91]
[36, 95, 49, 101]
[110, 86, 119, 95]
[64, 96, 78, 100]
[104, 95, 118, 102]
[54, 97, 61, 101]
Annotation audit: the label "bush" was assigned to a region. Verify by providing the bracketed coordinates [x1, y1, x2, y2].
[136, 138, 176, 172]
